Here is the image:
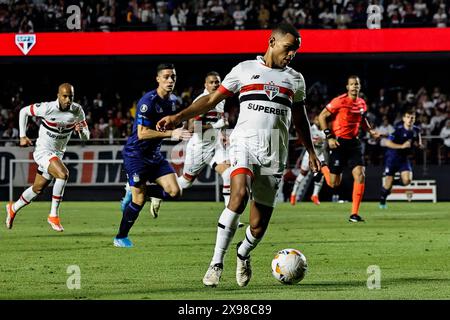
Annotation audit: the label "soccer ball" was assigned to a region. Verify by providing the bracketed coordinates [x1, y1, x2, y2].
[271, 248, 307, 284]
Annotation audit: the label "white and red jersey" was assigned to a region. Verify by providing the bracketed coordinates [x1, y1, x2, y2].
[310, 123, 326, 152]
[218, 56, 305, 173]
[190, 89, 226, 147]
[19, 100, 88, 155]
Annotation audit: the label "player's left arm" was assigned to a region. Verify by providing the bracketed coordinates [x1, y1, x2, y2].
[75, 108, 90, 141]
[292, 100, 321, 172]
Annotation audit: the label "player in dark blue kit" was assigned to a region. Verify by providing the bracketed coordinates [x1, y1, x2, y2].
[114, 63, 191, 247]
[379, 109, 423, 209]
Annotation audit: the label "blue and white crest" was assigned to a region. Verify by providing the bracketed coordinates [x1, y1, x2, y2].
[15, 34, 36, 55]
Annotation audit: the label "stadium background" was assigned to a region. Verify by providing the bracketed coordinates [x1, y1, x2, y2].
[1, 0, 449, 204]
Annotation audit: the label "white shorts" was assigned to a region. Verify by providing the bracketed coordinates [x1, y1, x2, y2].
[33, 149, 61, 180]
[183, 140, 229, 177]
[300, 150, 325, 172]
[209, 141, 229, 168]
[229, 144, 281, 208]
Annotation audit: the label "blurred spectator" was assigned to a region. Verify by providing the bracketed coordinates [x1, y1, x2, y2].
[170, 7, 181, 31]
[258, 3, 270, 29]
[433, 7, 447, 27]
[154, 4, 170, 30]
[103, 118, 120, 145]
[232, 4, 246, 30]
[2, 122, 19, 146]
[439, 119, 450, 163]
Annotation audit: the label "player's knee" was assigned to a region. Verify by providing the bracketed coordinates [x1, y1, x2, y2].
[54, 169, 69, 180]
[229, 188, 249, 213]
[32, 185, 44, 194]
[167, 185, 181, 198]
[402, 179, 411, 186]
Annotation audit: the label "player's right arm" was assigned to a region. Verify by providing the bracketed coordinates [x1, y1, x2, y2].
[156, 90, 228, 131]
[18, 104, 40, 147]
[318, 105, 339, 149]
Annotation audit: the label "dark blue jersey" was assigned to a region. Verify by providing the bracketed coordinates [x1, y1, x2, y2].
[385, 123, 420, 159]
[123, 90, 179, 163]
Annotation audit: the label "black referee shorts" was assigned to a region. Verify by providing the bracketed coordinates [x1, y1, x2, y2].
[328, 137, 364, 174]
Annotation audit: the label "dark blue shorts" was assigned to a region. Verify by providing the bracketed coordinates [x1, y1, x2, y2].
[384, 156, 412, 176]
[123, 155, 175, 187]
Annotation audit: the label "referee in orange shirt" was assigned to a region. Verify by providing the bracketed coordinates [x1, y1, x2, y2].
[318, 75, 379, 222]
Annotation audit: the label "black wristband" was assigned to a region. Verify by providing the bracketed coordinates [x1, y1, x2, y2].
[323, 129, 334, 139]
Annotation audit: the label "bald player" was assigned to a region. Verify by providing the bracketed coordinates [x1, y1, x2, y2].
[6, 83, 90, 232]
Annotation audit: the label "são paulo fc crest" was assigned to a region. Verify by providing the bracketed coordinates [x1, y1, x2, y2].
[56, 121, 66, 133]
[264, 82, 280, 100]
[15, 34, 36, 55]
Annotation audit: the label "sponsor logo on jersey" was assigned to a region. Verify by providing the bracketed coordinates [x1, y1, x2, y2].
[140, 104, 148, 113]
[15, 34, 36, 55]
[247, 103, 288, 116]
[251, 74, 260, 79]
[155, 104, 163, 113]
[264, 82, 280, 100]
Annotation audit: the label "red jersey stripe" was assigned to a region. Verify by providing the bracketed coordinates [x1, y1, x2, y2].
[30, 104, 35, 116]
[240, 84, 294, 98]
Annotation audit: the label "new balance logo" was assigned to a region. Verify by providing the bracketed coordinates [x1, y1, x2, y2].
[251, 75, 260, 79]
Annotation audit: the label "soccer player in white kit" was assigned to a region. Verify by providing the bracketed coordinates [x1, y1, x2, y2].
[290, 115, 326, 205]
[5, 83, 90, 232]
[178, 71, 232, 205]
[158, 23, 321, 287]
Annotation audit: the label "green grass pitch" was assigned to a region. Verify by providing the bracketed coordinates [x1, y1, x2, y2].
[0, 201, 449, 300]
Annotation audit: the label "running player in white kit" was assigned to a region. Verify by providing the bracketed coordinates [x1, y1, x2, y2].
[157, 23, 321, 287]
[178, 71, 232, 206]
[290, 115, 326, 205]
[5, 83, 90, 232]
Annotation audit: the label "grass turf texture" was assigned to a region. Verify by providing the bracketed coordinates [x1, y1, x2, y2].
[0, 201, 449, 300]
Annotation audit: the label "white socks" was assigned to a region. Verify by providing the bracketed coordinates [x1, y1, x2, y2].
[13, 186, 38, 213]
[291, 173, 306, 196]
[237, 226, 261, 259]
[50, 178, 67, 217]
[221, 167, 232, 207]
[211, 207, 240, 266]
[177, 175, 193, 189]
[313, 176, 324, 196]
